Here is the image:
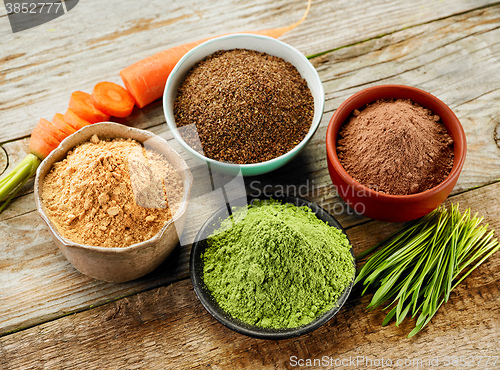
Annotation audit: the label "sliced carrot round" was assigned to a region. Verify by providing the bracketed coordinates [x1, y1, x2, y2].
[36, 118, 67, 143]
[29, 126, 61, 159]
[52, 113, 77, 136]
[64, 108, 92, 130]
[68, 91, 110, 123]
[91, 82, 135, 118]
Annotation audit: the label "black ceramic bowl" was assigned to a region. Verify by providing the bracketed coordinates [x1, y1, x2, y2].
[190, 195, 355, 340]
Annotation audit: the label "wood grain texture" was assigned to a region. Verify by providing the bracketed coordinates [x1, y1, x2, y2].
[2, 3, 500, 338]
[1, 181, 499, 370]
[2, 2, 500, 368]
[1, 0, 498, 142]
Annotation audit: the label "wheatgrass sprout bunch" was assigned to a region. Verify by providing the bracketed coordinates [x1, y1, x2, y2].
[355, 204, 499, 338]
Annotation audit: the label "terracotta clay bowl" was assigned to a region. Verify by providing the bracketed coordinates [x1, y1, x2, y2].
[34, 122, 193, 282]
[326, 84, 467, 222]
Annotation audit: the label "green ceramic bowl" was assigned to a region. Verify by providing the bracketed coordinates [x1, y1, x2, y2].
[163, 33, 325, 177]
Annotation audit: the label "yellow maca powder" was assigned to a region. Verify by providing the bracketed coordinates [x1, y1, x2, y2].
[42, 134, 183, 248]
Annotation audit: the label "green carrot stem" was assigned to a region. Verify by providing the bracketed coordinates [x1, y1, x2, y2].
[0, 154, 40, 213]
[0, 169, 33, 213]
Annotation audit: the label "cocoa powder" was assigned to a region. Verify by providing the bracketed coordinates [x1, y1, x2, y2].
[41, 135, 183, 247]
[336, 99, 454, 195]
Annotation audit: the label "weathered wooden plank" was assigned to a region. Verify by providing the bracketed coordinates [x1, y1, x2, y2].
[1, 181, 499, 369]
[1, 4, 500, 337]
[1, 0, 498, 142]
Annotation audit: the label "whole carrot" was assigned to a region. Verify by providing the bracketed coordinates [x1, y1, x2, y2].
[120, 0, 311, 108]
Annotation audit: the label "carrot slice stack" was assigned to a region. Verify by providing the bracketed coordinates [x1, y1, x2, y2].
[68, 91, 110, 123]
[36, 118, 67, 143]
[29, 123, 61, 160]
[52, 113, 77, 136]
[64, 108, 93, 130]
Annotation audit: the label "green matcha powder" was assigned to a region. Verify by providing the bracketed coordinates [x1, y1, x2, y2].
[202, 199, 355, 329]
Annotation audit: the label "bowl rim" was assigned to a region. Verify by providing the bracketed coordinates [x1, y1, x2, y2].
[325, 84, 467, 202]
[163, 33, 325, 171]
[189, 194, 355, 340]
[34, 122, 193, 254]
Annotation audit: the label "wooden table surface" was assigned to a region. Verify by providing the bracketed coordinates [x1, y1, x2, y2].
[1, 0, 500, 368]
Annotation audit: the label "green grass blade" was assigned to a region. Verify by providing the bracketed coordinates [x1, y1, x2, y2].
[395, 302, 411, 326]
[382, 306, 397, 326]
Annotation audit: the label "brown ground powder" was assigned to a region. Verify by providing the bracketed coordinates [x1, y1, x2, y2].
[42, 135, 183, 247]
[336, 99, 454, 195]
[174, 48, 314, 164]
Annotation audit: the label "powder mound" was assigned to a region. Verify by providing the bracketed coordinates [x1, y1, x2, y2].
[174, 48, 314, 164]
[336, 99, 454, 195]
[202, 200, 355, 329]
[41, 135, 184, 248]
